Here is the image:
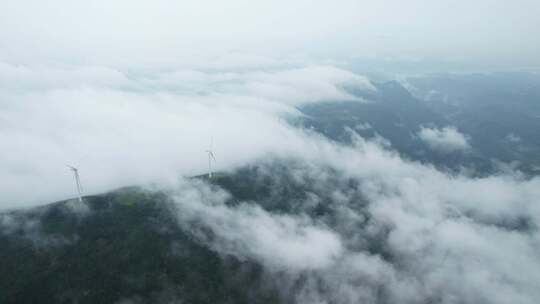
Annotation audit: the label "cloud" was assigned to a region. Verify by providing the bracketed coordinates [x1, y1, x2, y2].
[171, 179, 343, 271]
[506, 133, 522, 143]
[0, 207, 78, 247]
[161, 133, 540, 303]
[354, 122, 372, 131]
[417, 126, 471, 153]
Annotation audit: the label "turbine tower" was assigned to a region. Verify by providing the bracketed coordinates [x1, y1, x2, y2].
[205, 138, 216, 178]
[67, 165, 83, 202]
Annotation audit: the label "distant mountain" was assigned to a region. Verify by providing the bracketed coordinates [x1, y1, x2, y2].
[408, 72, 540, 173]
[298, 81, 492, 173]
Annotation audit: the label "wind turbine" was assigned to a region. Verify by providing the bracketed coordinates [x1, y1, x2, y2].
[66, 165, 83, 202]
[205, 138, 216, 179]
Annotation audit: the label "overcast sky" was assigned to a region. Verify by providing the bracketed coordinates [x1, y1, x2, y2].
[1, 0, 539, 67]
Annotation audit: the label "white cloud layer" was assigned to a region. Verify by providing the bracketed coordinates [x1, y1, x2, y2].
[0, 62, 373, 208]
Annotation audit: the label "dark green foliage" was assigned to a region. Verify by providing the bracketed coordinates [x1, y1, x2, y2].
[0, 165, 382, 304]
[0, 188, 282, 304]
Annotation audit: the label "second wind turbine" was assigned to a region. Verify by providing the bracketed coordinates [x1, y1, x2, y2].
[205, 139, 216, 179]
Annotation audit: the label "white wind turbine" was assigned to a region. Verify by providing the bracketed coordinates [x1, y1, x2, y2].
[66, 165, 83, 202]
[205, 138, 216, 179]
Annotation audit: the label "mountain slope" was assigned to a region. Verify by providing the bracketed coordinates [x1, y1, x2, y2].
[0, 186, 282, 304]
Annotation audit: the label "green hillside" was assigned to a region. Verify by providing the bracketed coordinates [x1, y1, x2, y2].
[0, 186, 282, 304]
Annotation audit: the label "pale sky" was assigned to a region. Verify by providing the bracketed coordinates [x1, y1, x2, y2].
[1, 0, 539, 67]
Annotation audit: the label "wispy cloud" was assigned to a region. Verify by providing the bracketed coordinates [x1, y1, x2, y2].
[417, 126, 471, 153]
[0, 62, 373, 208]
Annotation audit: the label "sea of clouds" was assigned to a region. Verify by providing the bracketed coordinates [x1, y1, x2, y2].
[168, 132, 540, 304]
[1, 57, 539, 303]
